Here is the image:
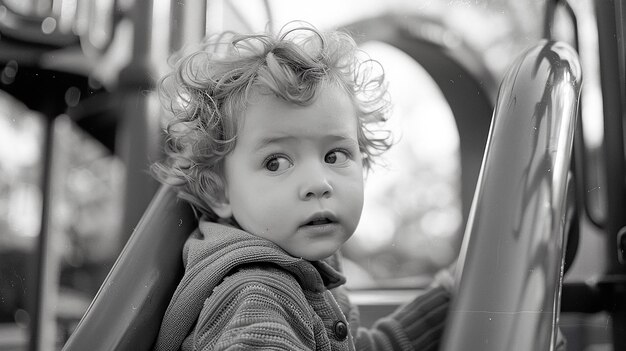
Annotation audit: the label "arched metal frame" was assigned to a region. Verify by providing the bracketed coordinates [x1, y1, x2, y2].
[342, 14, 496, 229]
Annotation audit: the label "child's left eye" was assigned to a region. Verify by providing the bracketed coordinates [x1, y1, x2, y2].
[325, 150, 350, 164]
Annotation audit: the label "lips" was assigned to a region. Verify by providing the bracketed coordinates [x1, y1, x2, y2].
[301, 212, 338, 227]
[307, 218, 333, 226]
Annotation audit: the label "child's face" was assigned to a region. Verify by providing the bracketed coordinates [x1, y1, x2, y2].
[212, 84, 364, 261]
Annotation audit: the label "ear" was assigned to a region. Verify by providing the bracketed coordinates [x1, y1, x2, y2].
[209, 188, 233, 219]
[210, 200, 233, 219]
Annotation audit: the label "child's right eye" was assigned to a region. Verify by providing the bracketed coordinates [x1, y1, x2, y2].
[264, 155, 293, 172]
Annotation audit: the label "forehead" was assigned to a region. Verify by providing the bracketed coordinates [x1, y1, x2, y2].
[238, 84, 359, 141]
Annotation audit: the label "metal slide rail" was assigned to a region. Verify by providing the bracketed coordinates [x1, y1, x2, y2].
[441, 40, 582, 351]
[62, 186, 196, 351]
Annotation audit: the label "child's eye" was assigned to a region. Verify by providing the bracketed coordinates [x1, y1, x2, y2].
[325, 149, 350, 164]
[264, 155, 293, 172]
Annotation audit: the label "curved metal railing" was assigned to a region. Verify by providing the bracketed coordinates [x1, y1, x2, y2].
[441, 40, 582, 351]
[62, 186, 196, 351]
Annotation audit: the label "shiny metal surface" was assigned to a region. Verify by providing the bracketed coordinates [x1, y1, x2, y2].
[62, 186, 195, 351]
[441, 40, 582, 351]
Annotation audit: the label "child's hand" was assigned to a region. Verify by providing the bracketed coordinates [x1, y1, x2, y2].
[430, 260, 457, 294]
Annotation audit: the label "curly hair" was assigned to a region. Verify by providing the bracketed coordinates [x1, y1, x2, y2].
[152, 22, 392, 220]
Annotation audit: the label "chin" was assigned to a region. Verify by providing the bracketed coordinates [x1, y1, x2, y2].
[297, 247, 340, 261]
[288, 236, 349, 261]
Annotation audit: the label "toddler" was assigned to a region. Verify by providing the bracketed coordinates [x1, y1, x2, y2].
[152, 22, 450, 351]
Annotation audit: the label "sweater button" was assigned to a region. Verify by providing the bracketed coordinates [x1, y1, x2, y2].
[334, 321, 348, 341]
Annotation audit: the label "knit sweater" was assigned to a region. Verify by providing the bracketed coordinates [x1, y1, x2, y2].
[153, 221, 449, 351]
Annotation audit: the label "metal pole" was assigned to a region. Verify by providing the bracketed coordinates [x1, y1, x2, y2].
[169, 0, 207, 53]
[30, 114, 65, 351]
[116, 0, 160, 248]
[441, 41, 582, 351]
[595, 1, 626, 348]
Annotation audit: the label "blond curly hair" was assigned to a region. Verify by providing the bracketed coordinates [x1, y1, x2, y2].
[152, 22, 391, 220]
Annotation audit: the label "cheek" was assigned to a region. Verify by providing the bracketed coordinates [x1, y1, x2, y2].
[353, 184, 365, 220]
[231, 181, 290, 231]
[341, 173, 365, 225]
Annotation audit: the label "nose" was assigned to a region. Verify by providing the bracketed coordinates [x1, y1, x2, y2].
[299, 167, 333, 200]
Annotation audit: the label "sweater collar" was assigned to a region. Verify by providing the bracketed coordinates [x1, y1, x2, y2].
[186, 220, 346, 292]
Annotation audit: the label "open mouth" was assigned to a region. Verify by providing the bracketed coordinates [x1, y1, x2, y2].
[302, 212, 338, 227]
[305, 217, 334, 226]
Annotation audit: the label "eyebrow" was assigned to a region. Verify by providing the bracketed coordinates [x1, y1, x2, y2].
[254, 133, 358, 150]
[254, 135, 298, 150]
